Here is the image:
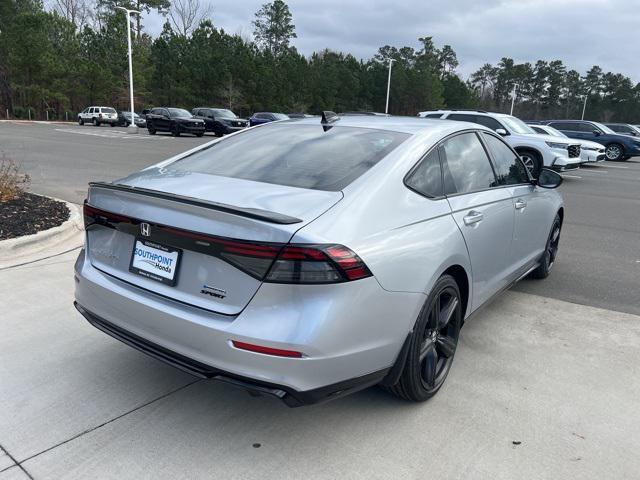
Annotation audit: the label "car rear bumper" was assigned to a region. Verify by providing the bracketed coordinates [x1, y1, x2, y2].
[74, 248, 422, 400]
[74, 302, 389, 406]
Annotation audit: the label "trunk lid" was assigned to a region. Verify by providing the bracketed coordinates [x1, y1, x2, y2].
[85, 169, 342, 315]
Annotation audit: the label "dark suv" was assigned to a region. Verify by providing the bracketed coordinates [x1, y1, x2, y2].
[146, 107, 205, 137]
[191, 108, 248, 136]
[540, 120, 640, 161]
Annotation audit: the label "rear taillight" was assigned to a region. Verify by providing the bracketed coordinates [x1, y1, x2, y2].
[83, 203, 372, 284]
[265, 244, 372, 284]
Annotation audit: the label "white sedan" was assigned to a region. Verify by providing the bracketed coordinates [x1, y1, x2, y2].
[528, 123, 605, 164]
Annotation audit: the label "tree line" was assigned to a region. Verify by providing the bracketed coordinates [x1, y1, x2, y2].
[1, 0, 639, 122]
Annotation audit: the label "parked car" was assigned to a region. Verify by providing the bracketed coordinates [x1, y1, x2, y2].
[145, 107, 205, 137]
[603, 123, 640, 137]
[116, 111, 147, 128]
[191, 108, 248, 136]
[75, 114, 564, 406]
[78, 106, 118, 126]
[538, 120, 640, 161]
[527, 123, 605, 164]
[248, 112, 289, 126]
[418, 110, 582, 176]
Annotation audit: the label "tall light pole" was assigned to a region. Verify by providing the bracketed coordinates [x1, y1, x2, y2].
[581, 92, 589, 120]
[385, 58, 395, 114]
[116, 6, 140, 134]
[509, 84, 518, 116]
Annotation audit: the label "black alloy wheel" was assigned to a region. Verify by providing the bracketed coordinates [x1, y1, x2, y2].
[389, 274, 462, 401]
[530, 213, 562, 279]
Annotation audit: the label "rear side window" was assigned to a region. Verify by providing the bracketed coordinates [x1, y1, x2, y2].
[447, 114, 477, 123]
[424, 113, 443, 119]
[482, 133, 529, 185]
[166, 124, 410, 191]
[551, 122, 577, 131]
[439, 132, 496, 194]
[405, 148, 443, 198]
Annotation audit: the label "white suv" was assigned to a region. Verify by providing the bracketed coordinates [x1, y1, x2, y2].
[418, 110, 582, 176]
[78, 106, 118, 127]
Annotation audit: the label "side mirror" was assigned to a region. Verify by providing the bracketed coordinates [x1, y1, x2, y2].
[495, 128, 508, 136]
[593, 130, 601, 136]
[535, 168, 563, 189]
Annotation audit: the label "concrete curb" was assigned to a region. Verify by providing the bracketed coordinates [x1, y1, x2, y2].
[0, 198, 84, 269]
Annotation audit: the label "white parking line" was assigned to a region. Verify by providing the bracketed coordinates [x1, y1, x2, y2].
[602, 164, 629, 169]
[54, 128, 164, 140]
[563, 174, 582, 178]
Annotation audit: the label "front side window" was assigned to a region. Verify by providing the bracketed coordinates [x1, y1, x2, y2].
[439, 132, 496, 194]
[482, 133, 529, 185]
[405, 148, 443, 198]
[592, 122, 615, 134]
[213, 109, 236, 119]
[474, 115, 504, 131]
[165, 124, 410, 191]
[168, 108, 191, 118]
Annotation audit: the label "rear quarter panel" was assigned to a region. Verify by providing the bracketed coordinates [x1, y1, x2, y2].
[291, 130, 473, 314]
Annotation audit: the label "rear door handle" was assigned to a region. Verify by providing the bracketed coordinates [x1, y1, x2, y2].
[463, 210, 484, 226]
[515, 199, 527, 210]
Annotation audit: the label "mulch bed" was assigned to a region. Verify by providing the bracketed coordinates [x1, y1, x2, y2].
[0, 192, 69, 240]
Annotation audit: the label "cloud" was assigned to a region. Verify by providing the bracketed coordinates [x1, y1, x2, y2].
[144, 0, 640, 81]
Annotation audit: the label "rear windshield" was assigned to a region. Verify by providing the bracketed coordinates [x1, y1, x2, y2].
[165, 124, 410, 191]
[102, 108, 116, 114]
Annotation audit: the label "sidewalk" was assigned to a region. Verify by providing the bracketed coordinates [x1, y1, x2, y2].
[1, 247, 639, 479]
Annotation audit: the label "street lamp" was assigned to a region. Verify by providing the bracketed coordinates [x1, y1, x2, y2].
[581, 92, 589, 120]
[116, 6, 140, 134]
[509, 84, 518, 116]
[385, 58, 395, 114]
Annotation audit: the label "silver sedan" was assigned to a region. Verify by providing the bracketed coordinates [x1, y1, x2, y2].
[74, 114, 564, 406]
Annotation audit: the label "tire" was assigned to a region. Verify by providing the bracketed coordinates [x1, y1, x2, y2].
[389, 274, 463, 402]
[604, 143, 625, 161]
[93, 118, 99, 126]
[517, 149, 543, 178]
[147, 128, 156, 135]
[530, 213, 562, 279]
[110, 123, 115, 127]
[171, 125, 180, 137]
[196, 132, 204, 137]
[78, 117, 84, 125]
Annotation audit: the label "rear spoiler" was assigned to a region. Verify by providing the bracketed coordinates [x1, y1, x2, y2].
[88, 182, 303, 225]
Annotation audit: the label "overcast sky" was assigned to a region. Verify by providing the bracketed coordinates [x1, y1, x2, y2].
[145, 0, 640, 81]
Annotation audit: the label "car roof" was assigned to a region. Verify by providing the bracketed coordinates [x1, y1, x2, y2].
[284, 114, 486, 135]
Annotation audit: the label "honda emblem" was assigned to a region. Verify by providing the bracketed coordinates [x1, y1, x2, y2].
[140, 223, 151, 237]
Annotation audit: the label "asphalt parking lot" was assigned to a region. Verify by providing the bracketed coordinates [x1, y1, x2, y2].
[1, 121, 640, 479]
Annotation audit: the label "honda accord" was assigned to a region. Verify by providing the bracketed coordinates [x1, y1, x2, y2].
[74, 113, 564, 406]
